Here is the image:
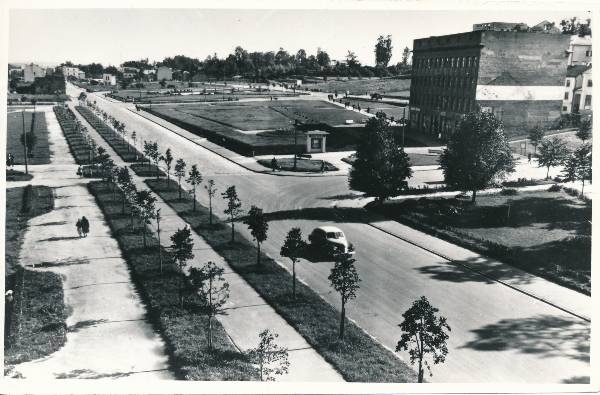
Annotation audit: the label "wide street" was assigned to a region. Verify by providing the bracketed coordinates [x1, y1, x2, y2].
[71, 84, 591, 383]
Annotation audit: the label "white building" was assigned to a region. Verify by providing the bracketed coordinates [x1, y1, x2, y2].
[62, 66, 82, 78]
[119, 66, 139, 79]
[23, 63, 46, 82]
[563, 65, 592, 114]
[156, 66, 173, 81]
[567, 35, 592, 66]
[103, 73, 117, 86]
[77, 70, 86, 80]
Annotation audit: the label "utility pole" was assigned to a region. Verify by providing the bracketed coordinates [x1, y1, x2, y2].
[402, 106, 406, 148]
[156, 208, 163, 273]
[21, 111, 29, 175]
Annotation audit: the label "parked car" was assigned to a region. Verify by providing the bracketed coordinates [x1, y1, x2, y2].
[308, 226, 353, 258]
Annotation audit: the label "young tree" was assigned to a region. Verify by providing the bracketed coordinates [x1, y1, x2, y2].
[328, 249, 360, 340]
[205, 179, 217, 226]
[243, 206, 269, 266]
[170, 226, 195, 307]
[527, 125, 545, 157]
[222, 186, 243, 243]
[160, 147, 174, 185]
[174, 158, 187, 200]
[131, 131, 138, 161]
[349, 116, 413, 202]
[143, 140, 153, 169]
[439, 111, 515, 202]
[375, 35, 393, 67]
[186, 164, 203, 212]
[537, 137, 569, 179]
[188, 261, 229, 350]
[562, 143, 592, 195]
[576, 118, 592, 142]
[396, 296, 451, 383]
[247, 329, 290, 381]
[136, 190, 157, 248]
[125, 182, 139, 231]
[116, 167, 133, 213]
[401, 46, 411, 68]
[280, 228, 306, 299]
[150, 141, 160, 179]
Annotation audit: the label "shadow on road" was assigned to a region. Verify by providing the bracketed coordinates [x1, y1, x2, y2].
[461, 314, 590, 363]
[264, 206, 370, 223]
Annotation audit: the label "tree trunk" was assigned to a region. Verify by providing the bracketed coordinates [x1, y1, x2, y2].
[178, 178, 182, 200]
[292, 261, 296, 299]
[546, 166, 550, 180]
[231, 220, 235, 243]
[208, 315, 213, 350]
[418, 356, 424, 383]
[142, 225, 146, 247]
[122, 194, 126, 214]
[257, 242, 261, 266]
[581, 179, 585, 196]
[209, 200, 213, 225]
[471, 189, 477, 203]
[339, 300, 345, 340]
[193, 189, 196, 212]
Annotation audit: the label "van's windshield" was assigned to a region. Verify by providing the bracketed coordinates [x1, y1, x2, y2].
[326, 232, 343, 239]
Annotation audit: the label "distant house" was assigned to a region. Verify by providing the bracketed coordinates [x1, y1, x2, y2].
[119, 66, 139, 79]
[62, 66, 82, 79]
[142, 69, 156, 81]
[23, 63, 46, 82]
[563, 65, 592, 114]
[567, 35, 592, 66]
[77, 70, 86, 80]
[157, 66, 173, 81]
[530, 20, 561, 34]
[103, 73, 117, 86]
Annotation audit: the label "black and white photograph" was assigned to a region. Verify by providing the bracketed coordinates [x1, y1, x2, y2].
[1, 1, 597, 393]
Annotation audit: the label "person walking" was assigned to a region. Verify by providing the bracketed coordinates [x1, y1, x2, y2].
[320, 160, 326, 173]
[527, 152, 532, 163]
[81, 216, 90, 238]
[76, 218, 83, 238]
[271, 157, 278, 172]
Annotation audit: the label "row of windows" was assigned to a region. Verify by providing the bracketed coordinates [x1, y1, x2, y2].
[412, 94, 474, 113]
[566, 79, 593, 87]
[413, 56, 479, 71]
[413, 75, 477, 90]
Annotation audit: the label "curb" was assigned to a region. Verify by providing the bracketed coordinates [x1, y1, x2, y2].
[366, 221, 591, 323]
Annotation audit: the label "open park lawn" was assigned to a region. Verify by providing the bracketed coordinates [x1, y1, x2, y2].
[257, 157, 338, 172]
[372, 189, 591, 294]
[6, 111, 51, 165]
[146, 178, 417, 382]
[147, 100, 369, 156]
[4, 185, 67, 369]
[302, 77, 411, 97]
[111, 87, 298, 104]
[344, 152, 440, 167]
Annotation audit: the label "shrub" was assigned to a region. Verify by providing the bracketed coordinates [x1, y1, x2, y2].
[500, 188, 518, 196]
[548, 184, 562, 192]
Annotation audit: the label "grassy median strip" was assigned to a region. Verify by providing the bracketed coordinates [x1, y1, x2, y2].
[130, 163, 166, 178]
[87, 181, 258, 381]
[146, 178, 417, 382]
[4, 186, 67, 371]
[75, 106, 143, 163]
[54, 106, 94, 165]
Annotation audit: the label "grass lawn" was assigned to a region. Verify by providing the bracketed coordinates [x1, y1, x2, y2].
[87, 181, 258, 381]
[343, 152, 440, 167]
[6, 111, 51, 165]
[302, 78, 411, 97]
[130, 163, 167, 178]
[371, 189, 591, 294]
[6, 169, 34, 182]
[4, 185, 67, 369]
[257, 158, 338, 172]
[509, 131, 590, 156]
[146, 178, 417, 382]
[54, 106, 95, 165]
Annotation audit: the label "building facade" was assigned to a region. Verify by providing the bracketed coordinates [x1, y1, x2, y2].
[567, 35, 592, 66]
[410, 29, 570, 139]
[103, 74, 117, 86]
[23, 63, 46, 82]
[157, 66, 173, 81]
[62, 66, 82, 78]
[563, 65, 593, 114]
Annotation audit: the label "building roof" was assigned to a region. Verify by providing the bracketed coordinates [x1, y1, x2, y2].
[306, 130, 329, 136]
[567, 64, 591, 77]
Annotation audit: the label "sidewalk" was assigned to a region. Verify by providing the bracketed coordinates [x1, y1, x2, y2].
[72, 103, 344, 382]
[11, 107, 173, 380]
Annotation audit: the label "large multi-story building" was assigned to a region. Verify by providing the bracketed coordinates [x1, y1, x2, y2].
[62, 66, 82, 78]
[23, 63, 46, 82]
[410, 28, 571, 139]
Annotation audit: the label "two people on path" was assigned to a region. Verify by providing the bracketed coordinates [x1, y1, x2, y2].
[76, 216, 90, 238]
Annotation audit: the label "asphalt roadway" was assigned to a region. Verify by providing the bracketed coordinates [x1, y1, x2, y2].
[71, 84, 591, 384]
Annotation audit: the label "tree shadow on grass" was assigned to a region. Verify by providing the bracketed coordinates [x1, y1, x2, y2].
[320, 193, 364, 201]
[67, 319, 109, 333]
[38, 236, 81, 242]
[36, 257, 90, 267]
[264, 206, 370, 223]
[34, 221, 67, 227]
[461, 314, 590, 363]
[561, 376, 590, 384]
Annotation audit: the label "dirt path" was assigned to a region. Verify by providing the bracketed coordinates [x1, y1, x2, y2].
[10, 107, 174, 380]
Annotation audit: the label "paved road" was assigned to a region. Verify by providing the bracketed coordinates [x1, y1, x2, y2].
[73, 85, 591, 383]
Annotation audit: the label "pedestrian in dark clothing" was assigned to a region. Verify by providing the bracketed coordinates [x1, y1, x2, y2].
[76, 218, 83, 238]
[81, 216, 90, 237]
[271, 157, 278, 172]
[320, 160, 326, 173]
[527, 153, 532, 163]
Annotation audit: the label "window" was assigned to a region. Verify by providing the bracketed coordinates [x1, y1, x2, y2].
[587, 79, 592, 87]
[562, 106, 568, 111]
[566, 79, 571, 87]
[584, 95, 592, 108]
[564, 92, 569, 100]
[586, 50, 592, 57]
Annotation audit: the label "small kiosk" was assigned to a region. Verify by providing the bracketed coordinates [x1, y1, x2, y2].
[305, 130, 329, 153]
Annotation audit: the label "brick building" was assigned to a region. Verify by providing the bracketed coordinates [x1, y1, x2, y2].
[410, 29, 570, 139]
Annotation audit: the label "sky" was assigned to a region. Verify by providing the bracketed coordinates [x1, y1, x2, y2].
[8, 8, 590, 67]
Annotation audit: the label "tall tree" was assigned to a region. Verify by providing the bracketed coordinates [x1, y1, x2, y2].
[401, 46, 411, 67]
[243, 206, 269, 266]
[439, 111, 515, 202]
[280, 228, 306, 300]
[562, 143, 592, 195]
[160, 148, 174, 186]
[349, 116, 413, 202]
[116, 166, 133, 214]
[346, 51, 360, 69]
[576, 117, 592, 141]
[528, 125, 545, 157]
[174, 158, 187, 200]
[316, 48, 331, 68]
[537, 137, 569, 179]
[247, 329, 290, 381]
[188, 262, 229, 350]
[186, 164, 203, 212]
[396, 296, 451, 383]
[222, 186, 243, 243]
[136, 190, 157, 248]
[375, 35, 393, 67]
[170, 226, 195, 307]
[328, 249, 360, 340]
[205, 179, 217, 226]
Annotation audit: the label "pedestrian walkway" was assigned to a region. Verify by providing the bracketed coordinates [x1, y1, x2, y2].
[72, 103, 344, 382]
[11, 107, 173, 380]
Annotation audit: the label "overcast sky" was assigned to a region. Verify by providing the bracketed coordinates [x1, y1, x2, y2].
[8, 8, 589, 67]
